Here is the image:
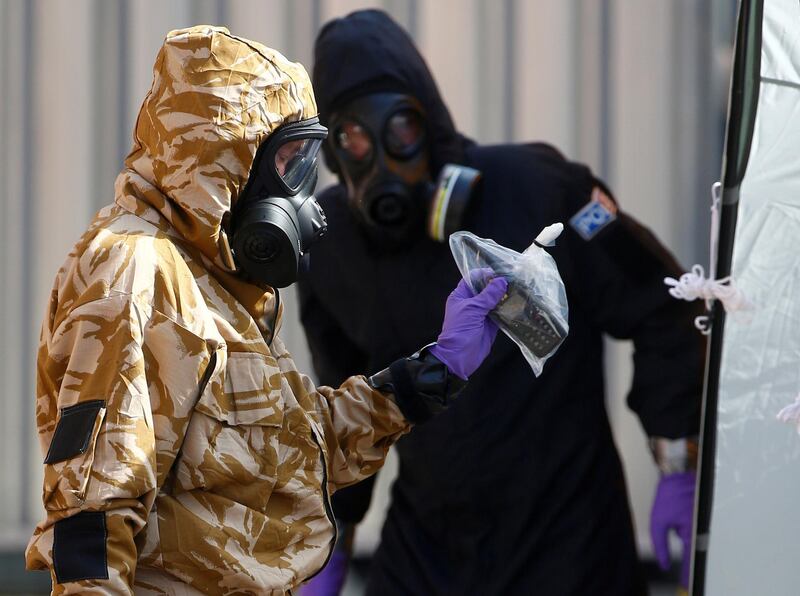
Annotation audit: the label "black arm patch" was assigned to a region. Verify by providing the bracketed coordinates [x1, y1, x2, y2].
[44, 400, 105, 464]
[53, 511, 108, 583]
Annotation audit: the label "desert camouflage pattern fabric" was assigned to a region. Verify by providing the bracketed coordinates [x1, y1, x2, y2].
[26, 26, 410, 595]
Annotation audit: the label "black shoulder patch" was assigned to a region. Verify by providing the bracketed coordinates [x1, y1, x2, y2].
[53, 511, 108, 583]
[44, 400, 105, 464]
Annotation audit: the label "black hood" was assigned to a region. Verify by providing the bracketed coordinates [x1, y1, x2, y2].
[313, 9, 473, 176]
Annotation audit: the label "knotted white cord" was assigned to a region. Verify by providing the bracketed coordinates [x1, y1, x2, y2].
[777, 395, 800, 434]
[665, 264, 751, 310]
[664, 182, 750, 334]
[664, 265, 751, 333]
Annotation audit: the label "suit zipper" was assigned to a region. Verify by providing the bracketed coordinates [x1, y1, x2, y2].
[267, 289, 332, 584]
[198, 350, 217, 396]
[304, 425, 338, 581]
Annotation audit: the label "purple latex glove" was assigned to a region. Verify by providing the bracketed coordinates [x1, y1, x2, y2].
[297, 549, 349, 596]
[650, 471, 697, 589]
[429, 276, 508, 379]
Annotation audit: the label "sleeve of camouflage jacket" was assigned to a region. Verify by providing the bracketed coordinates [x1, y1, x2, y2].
[279, 345, 464, 493]
[269, 333, 408, 493]
[314, 377, 411, 492]
[27, 293, 212, 594]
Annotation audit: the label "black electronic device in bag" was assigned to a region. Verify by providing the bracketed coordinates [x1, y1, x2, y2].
[460, 234, 567, 359]
[492, 284, 566, 357]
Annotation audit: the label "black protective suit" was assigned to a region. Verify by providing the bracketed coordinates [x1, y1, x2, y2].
[298, 10, 704, 595]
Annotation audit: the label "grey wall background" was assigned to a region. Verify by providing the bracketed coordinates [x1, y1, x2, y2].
[0, 0, 735, 589]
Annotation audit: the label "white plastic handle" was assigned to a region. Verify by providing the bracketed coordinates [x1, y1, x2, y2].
[534, 222, 564, 248]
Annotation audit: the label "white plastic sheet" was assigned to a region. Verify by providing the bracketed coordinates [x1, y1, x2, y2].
[704, 1, 800, 593]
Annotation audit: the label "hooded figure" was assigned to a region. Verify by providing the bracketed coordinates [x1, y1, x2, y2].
[25, 26, 504, 595]
[298, 10, 705, 595]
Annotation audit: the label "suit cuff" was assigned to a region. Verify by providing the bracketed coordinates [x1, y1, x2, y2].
[368, 345, 467, 424]
[649, 436, 699, 474]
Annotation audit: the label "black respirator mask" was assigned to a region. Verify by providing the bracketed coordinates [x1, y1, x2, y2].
[229, 116, 328, 288]
[329, 93, 481, 247]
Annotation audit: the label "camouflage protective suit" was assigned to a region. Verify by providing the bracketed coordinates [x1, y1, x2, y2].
[25, 26, 417, 595]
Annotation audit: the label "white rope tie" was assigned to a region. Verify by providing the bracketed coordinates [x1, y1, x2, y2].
[664, 182, 750, 334]
[777, 394, 800, 434]
[664, 265, 751, 334]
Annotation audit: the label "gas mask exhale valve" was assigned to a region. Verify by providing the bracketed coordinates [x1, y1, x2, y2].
[230, 116, 328, 288]
[330, 93, 480, 248]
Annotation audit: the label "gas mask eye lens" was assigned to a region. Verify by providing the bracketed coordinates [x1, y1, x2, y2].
[384, 109, 425, 158]
[336, 121, 372, 161]
[275, 140, 304, 177]
[274, 137, 323, 190]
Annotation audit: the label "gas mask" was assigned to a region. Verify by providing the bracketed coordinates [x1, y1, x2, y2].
[230, 116, 328, 288]
[329, 92, 481, 247]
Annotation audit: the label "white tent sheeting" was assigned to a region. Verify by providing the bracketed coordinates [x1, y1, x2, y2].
[703, 0, 800, 593]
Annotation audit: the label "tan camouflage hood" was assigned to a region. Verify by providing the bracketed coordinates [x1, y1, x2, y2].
[116, 25, 317, 272]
